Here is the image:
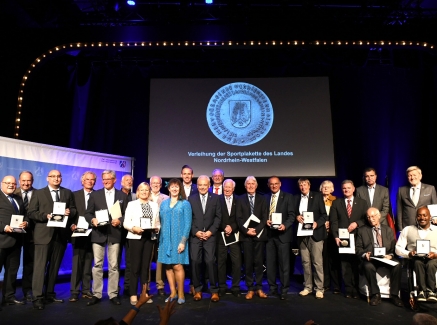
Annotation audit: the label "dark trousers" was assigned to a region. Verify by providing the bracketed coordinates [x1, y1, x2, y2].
[33, 239, 67, 298]
[216, 235, 242, 292]
[242, 240, 265, 291]
[118, 231, 131, 295]
[21, 237, 34, 296]
[340, 253, 359, 295]
[361, 259, 401, 296]
[323, 232, 342, 290]
[0, 241, 22, 299]
[70, 238, 93, 294]
[413, 258, 437, 292]
[266, 236, 290, 294]
[128, 233, 155, 295]
[190, 237, 218, 293]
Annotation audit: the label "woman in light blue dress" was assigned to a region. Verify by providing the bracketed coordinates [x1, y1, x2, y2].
[157, 178, 192, 304]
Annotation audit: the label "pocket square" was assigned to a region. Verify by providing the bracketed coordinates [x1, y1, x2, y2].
[424, 194, 430, 196]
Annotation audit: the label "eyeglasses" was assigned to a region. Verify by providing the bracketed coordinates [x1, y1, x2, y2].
[48, 175, 62, 179]
[2, 182, 17, 186]
[102, 178, 115, 181]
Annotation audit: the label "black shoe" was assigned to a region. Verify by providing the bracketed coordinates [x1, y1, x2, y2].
[87, 296, 101, 306]
[25, 293, 33, 302]
[269, 290, 279, 297]
[3, 297, 25, 305]
[218, 289, 227, 297]
[417, 291, 426, 302]
[46, 296, 64, 303]
[33, 298, 44, 310]
[232, 291, 241, 298]
[82, 292, 93, 299]
[279, 293, 287, 300]
[110, 297, 121, 305]
[369, 293, 381, 306]
[391, 295, 403, 307]
[345, 294, 352, 299]
[158, 289, 165, 296]
[69, 294, 79, 302]
[352, 293, 360, 299]
[333, 288, 341, 294]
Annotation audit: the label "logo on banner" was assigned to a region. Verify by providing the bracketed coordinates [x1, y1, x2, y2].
[119, 161, 127, 168]
[35, 167, 44, 177]
[72, 171, 80, 181]
[206, 82, 274, 146]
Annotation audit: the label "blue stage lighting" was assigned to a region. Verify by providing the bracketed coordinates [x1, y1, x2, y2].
[205, 0, 213, 4]
[127, 0, 136, 5]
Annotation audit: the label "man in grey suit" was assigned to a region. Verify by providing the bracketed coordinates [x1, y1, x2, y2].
[28, 170, 77, 310]
[189, 175, 222, 302]
[355, 207, 402, 307]
[356, 168, 390, 225]
[396, 166, 437, 232]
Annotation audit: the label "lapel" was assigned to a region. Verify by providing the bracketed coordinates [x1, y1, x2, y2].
[405, 186, 414, 206]
[418, 184, 427, 206]
[274, 192, 284, 213]
[44, 186, 54, 204]
[196, 193, 204, 215]
[204, 193, 213, 214]
[0, 192, 16, 214]
[365, 226, 374, 247]
[363, 186, 371, 206]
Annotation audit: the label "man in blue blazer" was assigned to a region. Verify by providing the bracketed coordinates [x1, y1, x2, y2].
[189, 175, 222, 302]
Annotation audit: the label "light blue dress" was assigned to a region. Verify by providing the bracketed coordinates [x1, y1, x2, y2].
[157, 199, 192, 265]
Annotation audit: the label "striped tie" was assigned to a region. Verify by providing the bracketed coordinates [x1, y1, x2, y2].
[23, 191, 29, 211]
[249, 195, 254, 215]
[269, 194, 276, 218]
[346, 199, 352, 218]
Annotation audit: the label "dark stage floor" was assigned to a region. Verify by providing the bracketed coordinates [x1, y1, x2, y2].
[2, 268, 437, 325]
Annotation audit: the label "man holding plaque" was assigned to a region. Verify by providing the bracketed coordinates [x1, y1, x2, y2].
[236, 176, 269, 300]
[69, 171, 96, 302]
[294, 178, 328, 299]
[265, 176, 295, 300]
[85, 170, 128, 306]
[396, 206, 437, 302]
[28, 170, 77, 310]
[356, 208, 402, 307]
[0, 175, 27, 308]
[217, 178, 242, 297]
[330, 180, 367, 299]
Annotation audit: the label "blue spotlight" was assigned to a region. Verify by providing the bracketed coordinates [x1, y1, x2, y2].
[127, 0, 136, 5]
[205, 0, 213, 4]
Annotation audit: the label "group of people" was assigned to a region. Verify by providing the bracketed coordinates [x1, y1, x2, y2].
[1, 164, 437, 315]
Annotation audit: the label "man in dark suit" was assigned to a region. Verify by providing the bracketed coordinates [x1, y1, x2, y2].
[69, 171, 96, 302]
[356, 168, 390, 225]
[265, 176, 295, 300]
[237, 176, 269, 300]
[14, 170, 36, 302]
[397, 166, 437, 231]
[181, 165, 198, 198]
[0, 175, 27, 309]
[356, 207, 402, 307]
[189, 175, 222, 302]
[85, 170, 127, 306]
[209, 168, 224, 195]
[28, 170, 77, 310]
[330, 179, 368, 298]
[216, 178, 242, 297]
[295, 178, 328, 299]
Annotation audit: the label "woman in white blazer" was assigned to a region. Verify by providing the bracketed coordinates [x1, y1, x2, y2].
[124, 182, 160, 305]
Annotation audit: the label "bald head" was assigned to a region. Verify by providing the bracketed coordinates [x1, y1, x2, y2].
[366, 207, 381, 227]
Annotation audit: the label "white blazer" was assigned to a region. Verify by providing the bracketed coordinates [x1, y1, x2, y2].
[124, 199, 160, 239]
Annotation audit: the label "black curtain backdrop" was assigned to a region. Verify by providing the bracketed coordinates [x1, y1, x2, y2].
[15, 46, 437, 217]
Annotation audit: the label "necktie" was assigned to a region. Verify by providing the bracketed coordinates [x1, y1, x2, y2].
[374, 227, 383, 247]
[8, 195, 19, 213]
[346, 199, 352, 218]
[214, 187, 219, 194]
[23, 191, 29, 211]
[85, 192, 91, 209]
[412, 187, 419, 206]
[249, 195, 254, 214]
[269, 194, 276, 218]
[368, 187, 374, 205]
[201, 195, 206, 214]
[226, 196, 232, 215]
[53, 190, 60, 202]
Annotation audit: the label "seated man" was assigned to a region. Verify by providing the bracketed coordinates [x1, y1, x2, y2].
[356, 208, 402, 307]
[396, 206, 437, 302]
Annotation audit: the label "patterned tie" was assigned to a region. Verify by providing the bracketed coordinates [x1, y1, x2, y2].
[8, 195, 19, 213]
[412, 187, 419, 206]
[214, 187, 219, 194]
[374, 227, 383, 247]
[346, 199, 352, 218]
[201, 195, 206, 214]
[53, 190, 60, 202]
[226, 196, 231, 215]
[249, 195, 254, 214]
[23, 191, 29, 211]
[269, 194, 276, 218]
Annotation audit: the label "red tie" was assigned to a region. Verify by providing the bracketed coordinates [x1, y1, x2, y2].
[214, 187, 219, 194]
[347, 199, 352, 218]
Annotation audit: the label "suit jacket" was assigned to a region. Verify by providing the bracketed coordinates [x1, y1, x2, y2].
[152, 193, 169, 208]
[85, 188, 128, 244]
[0, 192, 27, 248]
[209, 185, 223, 195]
[236, 193, 269, 242]
[14, 187, 36, 235]
[265, 191, 296, 243]
[396, 183, 437, 231]
[218, 195, 239, 234]
[356, 184, 390, 225]
[28, 186, 77, 245]
[330, 196, 368, 239]
[189, 192, 222, 242]
[355, 224, 396, 260]
[71, 189, 93, 244]
[294, 191, 328, 242]
[187, 184, 198, 197]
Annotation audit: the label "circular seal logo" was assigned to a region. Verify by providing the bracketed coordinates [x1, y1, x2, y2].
[206, 82, 274, 146]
